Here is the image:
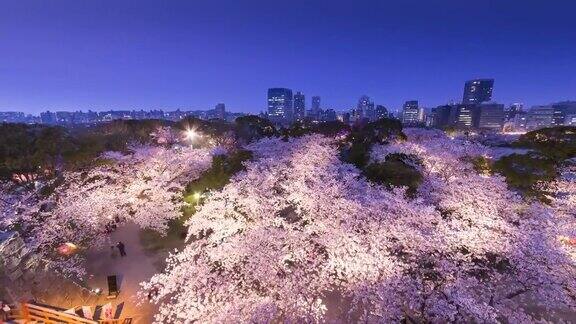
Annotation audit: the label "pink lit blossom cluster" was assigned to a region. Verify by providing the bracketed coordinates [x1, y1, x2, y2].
[143, 131, 575, 323]
[2, 145, 212, 278]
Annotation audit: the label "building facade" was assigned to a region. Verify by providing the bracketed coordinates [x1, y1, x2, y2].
[453, 104, 476, 128]
[431, 105, 453, 128]
[357, 95, 375, 121]
[476, 103, 505, 130]
[375, 105, 389, 120]
[293, 92, 306, 121]
[526, 105, 554, 130]
[462, 79, 494, 104]
[267, 88, 293, 121]
[311, 96, 321, 113]
[215, 103, 226, 120]
[402, 100, 422, 125]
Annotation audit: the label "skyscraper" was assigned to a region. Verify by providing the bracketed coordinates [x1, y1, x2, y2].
[375, 105, 389, 120]
[431, 105, 454, 128]
[293, 92, 306, 121]
[526, 105, 554, 130]
[402, 100, 422, 125]
[311, 96, 321, 113]
[505, 103, 523, 122]
[453, 104, 476, 128]
[357, 95, 375, 121]
[215, 103, 226, 120]
[267, 88, 293, 121]
[551, 101, 576, 126]
[476, 103, 505, 130]
[462, 79, 494, 104]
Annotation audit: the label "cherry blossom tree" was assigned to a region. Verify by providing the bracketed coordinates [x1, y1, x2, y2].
[150, 126, 180, 145]
[2, 144, 212, 278]
[141, 131, 575, 323]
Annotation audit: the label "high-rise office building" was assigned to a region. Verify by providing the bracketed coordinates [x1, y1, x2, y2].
[311, 96, 321, 113]
[526, 105, 554, 130]
[40, 111, 57, 124]
[402, 100, 422, 125]
[267, 88, 293, 121]
[505, 103, 523, 122]
[551, 101, 576, 126]
[513, 111, 528, 130]
[462, 79, 494, 104]
[431, 105, 454, 128]
[215, 103, 226, 120]
[453, 104, 476, 128]
[322, 109, 337, 122]
[293, 92, 306, 121]
[357, 95, 375, 121]
[375, 105, 389, 120]
[476, 103, 505, 130]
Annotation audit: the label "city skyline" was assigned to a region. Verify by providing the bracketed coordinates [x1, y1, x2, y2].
[1, 1, 575, 113]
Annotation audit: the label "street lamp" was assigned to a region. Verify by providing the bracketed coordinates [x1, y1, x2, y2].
[185, 129, 198, 141]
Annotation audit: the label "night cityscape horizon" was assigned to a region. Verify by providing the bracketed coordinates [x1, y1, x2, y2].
[1, 1, 575, 114]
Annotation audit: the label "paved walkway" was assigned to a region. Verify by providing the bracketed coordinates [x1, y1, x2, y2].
[1, 222, 178, 323]
[82, 222, 173, 323]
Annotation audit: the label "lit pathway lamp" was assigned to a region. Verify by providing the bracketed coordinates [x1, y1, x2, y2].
[56, 242, 78, 256]
[185, 129, 198, 141]
[185, 128, 203, 148]
[193, 192, 202, 208]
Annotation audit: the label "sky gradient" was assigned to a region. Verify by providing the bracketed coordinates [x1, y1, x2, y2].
[1, 0, 575, 114]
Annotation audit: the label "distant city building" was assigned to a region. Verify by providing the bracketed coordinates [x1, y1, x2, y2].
[513, 111, 528, 131]
[551, 101, 576, 126]
[505, 103, 523, 122]
[29, 108, 244, 125]
[293, 92, 306, 121]
[462, 79, 494, 104]
[476, 103, 505, 130]
[311, 96, 321, 113]
[341, 112, 351, 124]
[526, 105, 554, 130]
[431, 105, 453, 128]
[566, 114, 576, 126]
[55, 111, 75, 124]
[402, 100, 422, 125]
[267, 88, 293, 121]
[357, 95, 375, 121]
[40, 111, 57, 124]
[322, 109, 337, 122]
[215, 103, 226, 120]
[453, 104, 476, 128]
[375, 105, 388, 120]
[0, 112, 26, 123]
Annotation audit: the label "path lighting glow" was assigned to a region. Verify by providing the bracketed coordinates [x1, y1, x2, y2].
[185, 129, 198, 141]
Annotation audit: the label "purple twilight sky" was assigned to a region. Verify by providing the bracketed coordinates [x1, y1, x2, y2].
[0, 0, 575, 114]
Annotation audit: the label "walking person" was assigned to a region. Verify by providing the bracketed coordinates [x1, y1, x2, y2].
[116, 241, 127, 257]
[0, 300, 11, 321]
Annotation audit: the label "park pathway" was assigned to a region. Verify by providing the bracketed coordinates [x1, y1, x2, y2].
[82, 222, 173, 323]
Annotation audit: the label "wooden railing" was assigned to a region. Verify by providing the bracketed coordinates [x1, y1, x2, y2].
[8, 302, 130, 324]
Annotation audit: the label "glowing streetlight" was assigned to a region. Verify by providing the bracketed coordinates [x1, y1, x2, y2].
[193, 192, 202, 208]
[185, 129, 198, 141]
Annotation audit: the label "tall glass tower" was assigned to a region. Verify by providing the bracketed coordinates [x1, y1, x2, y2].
[293, 91, 306, 121]
[267, 88, 293, 121]
[462, 79, 494, 104]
